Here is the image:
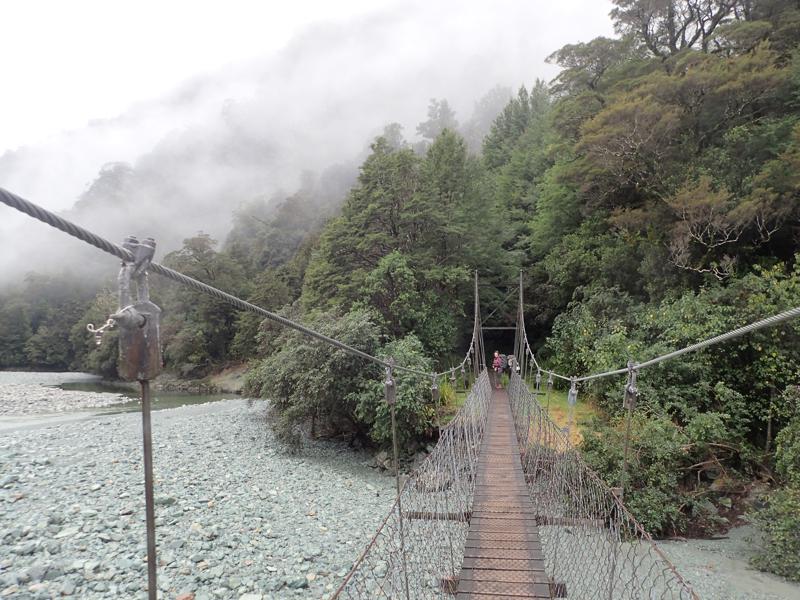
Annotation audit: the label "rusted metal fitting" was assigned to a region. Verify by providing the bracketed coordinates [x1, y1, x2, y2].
[110, 305, 146, 329]
[114, 235, 162, 382]
[623, 361, 639, 410]
[430, 374, 440, 403]
[132, 237, 156, 277]
[384, 360, 396, 405]
[568, 377, 578, 407]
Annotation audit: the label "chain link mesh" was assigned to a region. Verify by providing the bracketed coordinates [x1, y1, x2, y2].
[333, 370, 492, 599]
[507, 372, 698, 600]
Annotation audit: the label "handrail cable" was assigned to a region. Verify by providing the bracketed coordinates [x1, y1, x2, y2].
[0, 187, 474, 379]
[518, 276, 800, 385]
[9, 185, 796, 387]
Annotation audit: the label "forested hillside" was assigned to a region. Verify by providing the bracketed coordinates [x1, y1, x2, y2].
[1, 0, 799, 579]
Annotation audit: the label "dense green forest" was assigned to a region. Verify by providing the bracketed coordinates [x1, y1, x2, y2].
[1, 0, 799, 579]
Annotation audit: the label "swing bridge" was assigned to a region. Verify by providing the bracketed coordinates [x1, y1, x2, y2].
[4, 186, 800, 599]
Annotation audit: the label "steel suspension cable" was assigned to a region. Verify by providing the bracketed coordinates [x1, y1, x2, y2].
[0, 187, 474, 379]
[514, 266, 800, 385]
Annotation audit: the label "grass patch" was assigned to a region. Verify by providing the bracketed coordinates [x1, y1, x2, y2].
[537, 387, 597, 446]
[438, 386, 468, 427]
[436, 377, 598, 446]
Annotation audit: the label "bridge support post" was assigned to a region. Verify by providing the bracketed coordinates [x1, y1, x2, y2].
[384, 360, 411, 600]
[91, 235, 162, 600]
[140, 379, 158, 600]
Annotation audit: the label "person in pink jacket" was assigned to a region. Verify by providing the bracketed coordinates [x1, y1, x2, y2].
[492, 350, 503, 389]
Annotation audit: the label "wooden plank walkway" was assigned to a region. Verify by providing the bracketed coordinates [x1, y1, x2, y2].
[457, 387, 552, 599]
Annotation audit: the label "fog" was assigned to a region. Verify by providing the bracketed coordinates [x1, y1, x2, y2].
[0, 0, 614, 286]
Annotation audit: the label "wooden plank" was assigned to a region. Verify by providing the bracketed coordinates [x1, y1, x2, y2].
[457, 388, 553, 599]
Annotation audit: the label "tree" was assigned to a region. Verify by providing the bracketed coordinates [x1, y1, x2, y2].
[302, 137, 422, 309]
[244, 308, 382, 445]
[611, 0, 743, 57]
[160, 233, 246, 375]
[0, 296, 31, 367]
[381, 122, 407, 150]
[416, 98, 459, 141]
[229, 269, 292, 360]
[547, 37, 634, 96]
[461, 85, 513, 153]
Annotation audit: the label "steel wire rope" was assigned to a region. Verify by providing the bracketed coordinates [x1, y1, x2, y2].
[516, 272, 800, 385]
[14, 185, 795, 391]
[481, 284, 519, 325]
[0, 187, 474, 379]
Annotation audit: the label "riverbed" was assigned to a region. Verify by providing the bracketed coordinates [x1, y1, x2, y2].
[1, 372, 798, 599]
[0, 372, 395, 599]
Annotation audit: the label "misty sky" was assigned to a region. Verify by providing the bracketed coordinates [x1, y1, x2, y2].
[2, 0, 614, 156]
[0, 0, 616, 282]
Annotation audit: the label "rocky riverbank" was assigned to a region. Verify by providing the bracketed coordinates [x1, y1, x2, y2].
[0, 372, 130, 416]
[659, 527, 800, 600]
[0, 399, 394, 599]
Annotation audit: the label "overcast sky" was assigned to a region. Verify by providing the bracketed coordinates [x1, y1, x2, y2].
[0, 0, 617, 284]
[1, 0, 380, 153]
[1, 0, 614, 155]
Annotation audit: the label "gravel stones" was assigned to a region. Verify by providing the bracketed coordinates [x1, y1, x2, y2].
[0, 397, 393, 598]
[0, 377, 129, 416]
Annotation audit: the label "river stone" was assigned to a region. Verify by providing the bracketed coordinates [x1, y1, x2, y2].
[1, 474, 20, 487]
[60, 581, 76, 595]
[13, 542, 36, 555]
[285, 576, 308, 589]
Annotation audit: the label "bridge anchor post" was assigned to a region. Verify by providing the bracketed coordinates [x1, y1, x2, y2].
[384, 359, 411, 600]
[91, 235, 162, 600]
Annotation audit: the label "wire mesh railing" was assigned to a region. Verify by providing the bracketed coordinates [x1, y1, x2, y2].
[507, 372, 698, 600]
[333, 369, 492, 599]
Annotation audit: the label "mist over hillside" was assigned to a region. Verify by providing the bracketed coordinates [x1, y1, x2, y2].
[0, 0, 613, 286]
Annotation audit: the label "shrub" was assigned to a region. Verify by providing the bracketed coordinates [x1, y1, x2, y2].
[749, 413, 800, 581]
[581, 410, 745, 536]
[244, 308, 383, 447]
[749, 486, 800, 581]
[775, 406, 800, 487]
[353, 334, 435, 447]
[582, 414, 688, 535]
[245, 308, 435, 449]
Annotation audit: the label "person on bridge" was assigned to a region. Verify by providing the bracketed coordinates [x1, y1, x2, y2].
[508, 354, 518, 377]
[492, 350, 503, 389]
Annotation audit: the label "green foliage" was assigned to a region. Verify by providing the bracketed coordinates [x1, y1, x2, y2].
[775, 408, 800, 486]
[749, 486, 800, 581]
[438, 378, 457, 408]
[0, 296, 31, 367]
[416, 98, 459, 142]
[229, 269, 292, 360]
[244, 308, 383, 446]
[160, 233, 247, 376]
[582, 410, 745, 536]
[245, 309, 434, 448]
[0, 273, 96, 370]
[302, 131, 504, 362]
[353, 335, 435, 447]
[69, 291, 119, 378]
[3, 10, 800, 578]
